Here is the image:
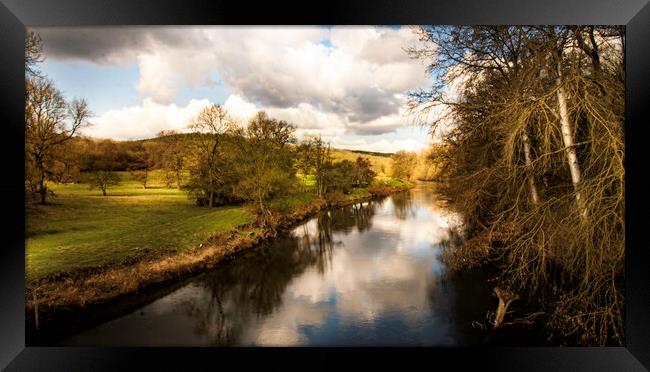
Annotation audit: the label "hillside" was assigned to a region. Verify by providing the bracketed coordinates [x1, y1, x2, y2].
[103, 134, 396, 179]
[329, 148, 393, 178]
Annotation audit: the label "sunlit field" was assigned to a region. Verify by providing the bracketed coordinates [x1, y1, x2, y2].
[26, 160, 405, 282]
[26, 170, 253, 281]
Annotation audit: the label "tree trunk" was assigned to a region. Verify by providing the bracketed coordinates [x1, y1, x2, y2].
[38, 159, 47, 204]
[102, 187, 107, 196]
[33, 292, 39, 330]
[521, 132, 539, 205]
[259, 197, 267, 227]
[586, 26, 602, 76]
[35, 154, 47, 205]
[556, 61, 588, 220]
[39, 176, 47, 205]
[493, 287, 519, 328]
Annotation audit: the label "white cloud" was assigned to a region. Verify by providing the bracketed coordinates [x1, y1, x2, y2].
[223, 94, 258, 121]
[86, 98, 211, 140]
[41, 26, 438, 151]
[266, 103, 348, 138]
[87, 92, 431, 153]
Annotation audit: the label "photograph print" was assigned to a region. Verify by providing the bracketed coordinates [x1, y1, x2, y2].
[24, 25, 625, 347]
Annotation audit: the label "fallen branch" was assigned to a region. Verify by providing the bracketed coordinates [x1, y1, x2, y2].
[493, 287, 519, 328]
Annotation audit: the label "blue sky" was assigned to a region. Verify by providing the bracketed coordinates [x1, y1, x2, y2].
[35, 26, 434, 153]
[40, 61, 141, 116]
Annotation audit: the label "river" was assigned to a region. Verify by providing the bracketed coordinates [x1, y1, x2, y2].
[54, 184, 546, 346]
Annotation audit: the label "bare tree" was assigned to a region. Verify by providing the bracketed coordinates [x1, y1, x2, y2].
[391, 151, 417, 181]
[297, 136, 332, 198]
[87, 171, 121, 196]
[25, 30, 92, 204]
[158, 130, 187, 188]
[130, 170, 148, 189]
[187, 104, 233, 208]
[25, 31, 44, 78]
[231, 111, 297, 227]
[408, 25, 625, 345]
[26, 77, 91, 204]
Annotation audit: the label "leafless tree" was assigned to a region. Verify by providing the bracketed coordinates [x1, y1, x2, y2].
[26, 77, 91, 204]
[187, 104, 234, 208]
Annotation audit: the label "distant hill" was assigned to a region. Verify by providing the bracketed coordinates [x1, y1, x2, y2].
[329, 148, 393, 178]
[106, 134, 396, 178]
[340, 149, 393, 158]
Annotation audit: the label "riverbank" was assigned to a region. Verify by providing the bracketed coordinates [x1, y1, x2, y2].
[25, 179, 413, 332]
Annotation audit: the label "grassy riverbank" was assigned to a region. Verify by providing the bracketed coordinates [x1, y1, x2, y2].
[25, 170, 412, 330]
[26, 171, 254, 282]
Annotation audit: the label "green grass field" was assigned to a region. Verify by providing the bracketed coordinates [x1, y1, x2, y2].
[26, 158, 404, 282]
[26, 171, 253, 281]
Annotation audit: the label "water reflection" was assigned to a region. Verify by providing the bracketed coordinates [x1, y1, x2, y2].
[61, 185, 496, 346]
[182, 236, 318, 344]
[391, 191, 416, 220]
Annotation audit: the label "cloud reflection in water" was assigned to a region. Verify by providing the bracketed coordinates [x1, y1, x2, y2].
[62, 186, 483, 347]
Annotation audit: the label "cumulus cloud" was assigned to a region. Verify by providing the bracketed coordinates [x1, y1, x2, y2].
[225, 93, 421, 142]
[85, 98, 211, 140]
[36, 26, 436, 150]
[87, 93, 425, 153]
[37, 27, 192, 67]
[223, 94, 258, 121]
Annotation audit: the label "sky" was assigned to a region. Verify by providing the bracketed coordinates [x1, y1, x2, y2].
[33, 26, 436, 153]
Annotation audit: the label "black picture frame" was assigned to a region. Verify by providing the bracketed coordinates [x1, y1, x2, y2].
[1, 0, 649, 370]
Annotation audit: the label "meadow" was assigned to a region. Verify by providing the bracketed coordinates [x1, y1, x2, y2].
[26, 150, 402, 283]
[26, 170, 254, 281]
[331, 149, 393, 178]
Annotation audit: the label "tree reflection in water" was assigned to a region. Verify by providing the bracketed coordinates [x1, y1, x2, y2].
[391, 191, 415, 220]
[325, 200, 377, 234]
[58, 186, 534, 346]
[182, 200, 380, 345]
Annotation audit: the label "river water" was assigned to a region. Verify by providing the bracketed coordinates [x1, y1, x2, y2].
[57, 184, 537, 346]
